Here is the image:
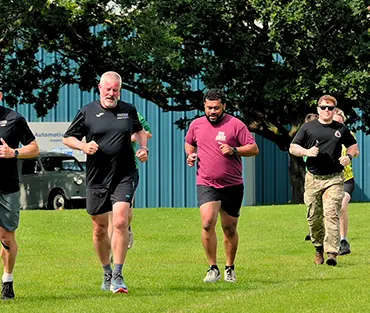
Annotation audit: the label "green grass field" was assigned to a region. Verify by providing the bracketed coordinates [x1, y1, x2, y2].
[3, 203, 370, 312]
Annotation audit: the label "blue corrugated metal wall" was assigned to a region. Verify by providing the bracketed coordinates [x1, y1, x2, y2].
[7, 51, 370, 206]
[351, 131, 370, 202]
[255, 136, 291, 205]
[10, 85, 370, 206]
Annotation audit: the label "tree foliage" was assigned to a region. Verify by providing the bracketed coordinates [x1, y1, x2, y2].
[2, 1, 370, 137]
[1, 0, 370, 202]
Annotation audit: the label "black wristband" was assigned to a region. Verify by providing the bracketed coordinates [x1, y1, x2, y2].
[346, 153, 353, 160]
[232, 147, 238, 155]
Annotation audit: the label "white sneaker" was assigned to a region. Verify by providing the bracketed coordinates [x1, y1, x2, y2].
[224, 268, 236, 283]
[203, 267, 221, 283]
[128, 227, 134, 249]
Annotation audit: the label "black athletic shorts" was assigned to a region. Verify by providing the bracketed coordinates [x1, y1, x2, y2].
[86, 170, 139, 216]
[344, 178, 355, 196]
[197, 184, 244, 218]
[0, 191, 20, 232]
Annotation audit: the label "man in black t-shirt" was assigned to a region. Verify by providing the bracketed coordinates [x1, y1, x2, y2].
[290, 95, 358, 267]
[63, 72, 149, 294]
[0, 89, 40, 300]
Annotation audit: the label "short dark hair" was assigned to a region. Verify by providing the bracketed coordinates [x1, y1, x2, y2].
[203, 89, 226, 104]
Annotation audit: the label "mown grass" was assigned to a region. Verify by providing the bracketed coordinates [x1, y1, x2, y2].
[3, 203, 370, 312]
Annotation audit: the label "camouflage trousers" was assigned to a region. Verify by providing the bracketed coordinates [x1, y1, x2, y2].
[304, 172, 344, 253]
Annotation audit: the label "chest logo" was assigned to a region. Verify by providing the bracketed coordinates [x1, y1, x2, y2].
[334, 130, 341, 138]
[96, 113, 104, 117]
[117, 113, 129, 120]
[215, 131, 226, 141]
[0, 120, 7, 127]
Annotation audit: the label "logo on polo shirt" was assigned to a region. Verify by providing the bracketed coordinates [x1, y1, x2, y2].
[117, 113, 129, 120]
[96, 113, 104, 117]
[215, 131, 226, 141]
[0, 120, 7, 127]
[334, 130, 341, 138]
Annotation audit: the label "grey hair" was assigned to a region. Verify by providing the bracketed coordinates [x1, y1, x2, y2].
[100, 71, 122, 87]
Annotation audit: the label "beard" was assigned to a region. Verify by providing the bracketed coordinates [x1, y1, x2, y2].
[206, 113, 225, 125]
[102, 97, 118, 108]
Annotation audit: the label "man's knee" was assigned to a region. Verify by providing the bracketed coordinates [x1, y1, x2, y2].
[93, 222, 108, 239]
[222, 224, 237, 237]
[202, 219, 216, 232]
[113, 218, 129, 231]
[0, 231, 16, 250]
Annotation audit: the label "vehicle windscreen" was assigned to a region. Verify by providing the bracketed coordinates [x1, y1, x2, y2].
[41, 157, 84, 172]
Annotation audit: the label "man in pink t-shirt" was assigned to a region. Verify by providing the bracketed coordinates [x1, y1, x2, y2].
[185, 89, 259, 283]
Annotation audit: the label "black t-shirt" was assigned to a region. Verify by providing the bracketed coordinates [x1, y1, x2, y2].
[292, 119, 357, 175]
[0, 107, 36, 193]
[64, 100, 143, 188]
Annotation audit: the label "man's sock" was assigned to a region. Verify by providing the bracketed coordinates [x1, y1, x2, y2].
[113, 264, 124, 278]
[103, 264, 112, 274]
[210, 264, 220, 274]
[2, 272, 13, 283]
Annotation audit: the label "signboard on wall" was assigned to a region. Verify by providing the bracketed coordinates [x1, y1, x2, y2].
[28, 122, 86, 162]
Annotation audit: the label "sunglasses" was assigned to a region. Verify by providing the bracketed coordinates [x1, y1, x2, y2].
[318, 105, 335, 111]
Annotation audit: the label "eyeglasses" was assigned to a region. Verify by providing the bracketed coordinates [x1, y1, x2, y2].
[318, 105, 335, 111]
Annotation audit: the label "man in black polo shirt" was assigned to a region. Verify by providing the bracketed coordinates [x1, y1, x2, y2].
[63, 71, 149, 293]
[290, 95, 358, 266]
[0, 89, 40, 299]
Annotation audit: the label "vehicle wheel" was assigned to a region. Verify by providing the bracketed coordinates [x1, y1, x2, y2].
[48, 191, 67, 210]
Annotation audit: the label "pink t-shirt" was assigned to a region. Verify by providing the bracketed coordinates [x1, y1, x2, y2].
[185, 114, 255, 188]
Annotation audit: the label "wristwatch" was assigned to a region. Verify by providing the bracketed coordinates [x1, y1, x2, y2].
[14, 149, 19, 158]
[346, 153, 353, 161]
[232, 147, 238, 155]
[140, 146, 149, 154]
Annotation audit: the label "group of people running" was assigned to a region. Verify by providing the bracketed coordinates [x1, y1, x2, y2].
[0, 76, 359, 300]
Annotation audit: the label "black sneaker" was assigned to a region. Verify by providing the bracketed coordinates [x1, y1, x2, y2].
[326, 252, 338, 266]
[339, 239, 351, 255]
[2, 281, 15, 300]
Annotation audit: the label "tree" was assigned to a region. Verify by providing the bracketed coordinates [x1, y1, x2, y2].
[1, 0, 370, 202]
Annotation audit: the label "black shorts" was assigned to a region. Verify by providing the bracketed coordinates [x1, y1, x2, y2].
[344, 178, 355, 196]
[86, 170, 139, 216]
[0, 191, 20, 232]
[197, 184, 244, 218]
